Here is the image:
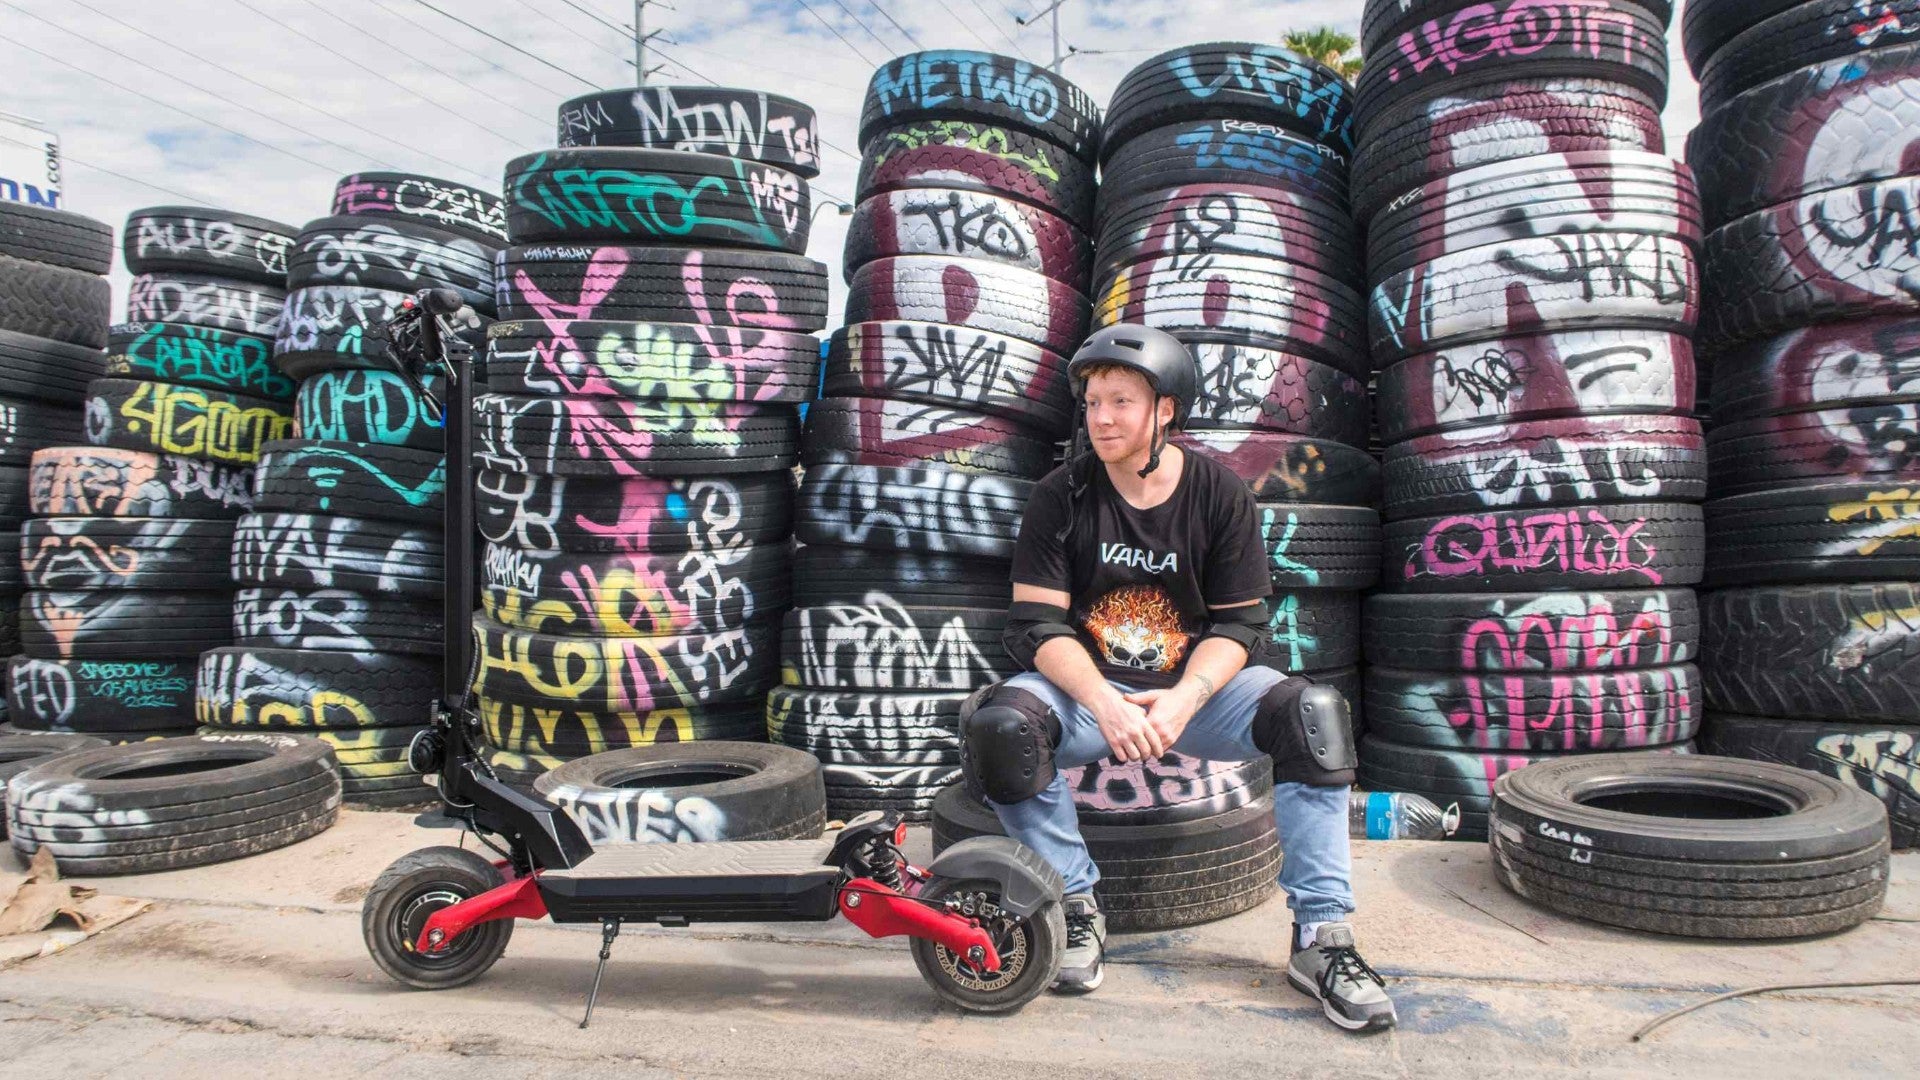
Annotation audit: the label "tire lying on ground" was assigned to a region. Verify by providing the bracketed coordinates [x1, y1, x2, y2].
[533, 741, 827, 844]
[0, 733, 108, 838]
[931, 783, 1279, 932]
[1701, 713, 1918, 850]
[5, 733, 341, 875]
[1489, 752, 1891, 937]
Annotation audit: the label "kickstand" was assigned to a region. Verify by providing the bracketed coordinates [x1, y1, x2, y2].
[579, 918, 621, 1029]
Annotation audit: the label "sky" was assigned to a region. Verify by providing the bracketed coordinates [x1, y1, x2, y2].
[0, 0, 1704, 319]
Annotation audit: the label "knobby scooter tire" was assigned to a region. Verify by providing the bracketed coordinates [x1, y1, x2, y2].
[363, 845, 514, 990]
[909, 875, 1063, 1014]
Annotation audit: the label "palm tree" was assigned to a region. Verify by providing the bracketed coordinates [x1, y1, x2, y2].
[1284, 27, 1363, 81]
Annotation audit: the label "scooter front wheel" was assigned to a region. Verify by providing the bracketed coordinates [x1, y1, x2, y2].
[363, 846, 514, 989]
[909, 876, 1064, 1013]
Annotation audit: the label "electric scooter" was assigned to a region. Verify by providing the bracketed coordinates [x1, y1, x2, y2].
[357, 289, 1067, 1020]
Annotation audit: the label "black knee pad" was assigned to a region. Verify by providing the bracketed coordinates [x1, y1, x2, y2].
[959, 684, 1063, 804]
[1249, 678, 1357, 787]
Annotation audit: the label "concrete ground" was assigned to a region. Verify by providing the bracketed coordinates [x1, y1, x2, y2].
[0, 810, 1913, 1079]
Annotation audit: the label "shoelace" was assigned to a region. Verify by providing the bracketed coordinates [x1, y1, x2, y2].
[1316, 944, 1385, 998]
[1065, 912, 1098, 949]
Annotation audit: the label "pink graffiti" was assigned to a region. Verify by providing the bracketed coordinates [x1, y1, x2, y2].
[1460, 599, 1677, 670]
[332, 177, 397, 215]
[1409, 507, 1662, 583]
[1386, 0, 1648, 84]
[1448, 667, 1694, 751]
[576, 478, 675, 553]
[1064, 753, 1247, 813]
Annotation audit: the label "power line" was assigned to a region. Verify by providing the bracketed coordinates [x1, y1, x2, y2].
[0, 132, 221, 207]
[793, 0, 880, 66]
[829, 0, 895, 53]
[365, 0, 579, 108]
[965, 0, 1035, 61]
[63, 0, 492, 185]
[869, 1, 925, 50]
[538, 0, 635, 69]
[2, 36, 343, 179]
[556, 0, 628, 36]
[409, 0, 602, 90]
[653, 36, 868, 94]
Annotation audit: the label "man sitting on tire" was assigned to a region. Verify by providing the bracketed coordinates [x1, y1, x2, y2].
[960, 323, 1396, 1031]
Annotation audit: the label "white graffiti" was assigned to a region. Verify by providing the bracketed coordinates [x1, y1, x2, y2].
[794, 593, 998, 690]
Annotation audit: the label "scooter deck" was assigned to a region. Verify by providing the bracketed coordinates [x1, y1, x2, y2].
[538, 837, 846, 923]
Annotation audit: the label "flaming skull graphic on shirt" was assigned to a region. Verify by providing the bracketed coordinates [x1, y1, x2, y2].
[1082, 584, 1195, 672]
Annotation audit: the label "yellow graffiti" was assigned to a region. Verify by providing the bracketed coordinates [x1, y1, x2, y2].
[868, 120, 1063, 181]
[1828, 489, 1920, 555]
[479, 697, 697, 755]
[118, 380, 294, 464]
[473, 623, 701, 712]
[201, 688, 378, 728]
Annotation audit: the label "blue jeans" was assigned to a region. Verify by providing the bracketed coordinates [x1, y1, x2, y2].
[983, 666, 1355, 927]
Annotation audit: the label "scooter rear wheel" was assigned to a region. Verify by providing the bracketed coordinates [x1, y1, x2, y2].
[363, 846, 515, 989]
[909, 876, 1064, 1013]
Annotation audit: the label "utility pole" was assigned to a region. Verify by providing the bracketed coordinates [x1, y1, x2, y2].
[629, 0, 668, 85]
[1015, 0, 1068, 71]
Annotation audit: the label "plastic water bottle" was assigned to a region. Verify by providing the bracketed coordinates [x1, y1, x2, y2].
[1348, 790, 1461, 840]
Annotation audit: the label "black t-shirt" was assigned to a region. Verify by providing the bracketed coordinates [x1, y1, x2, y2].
[1010, 447, 1271, 688]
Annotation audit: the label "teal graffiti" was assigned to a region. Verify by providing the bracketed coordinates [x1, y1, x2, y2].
[1263, 507, 1320, 586]
[1266, 592, 1318, 670]
[512, 152, 787, 248]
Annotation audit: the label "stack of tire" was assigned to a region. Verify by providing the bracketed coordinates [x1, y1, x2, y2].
[784, 52, 1097, 823]
[196, 174, 501, 807]
[1352, 1, 1707, 841]
[8, 207, 293, 743]
[0, 202, 113, 729]
[473, 89, 826, 797]
[1682, 0, 1920, 850]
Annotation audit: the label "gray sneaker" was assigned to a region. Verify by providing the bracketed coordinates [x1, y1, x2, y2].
[1051, 893, 1106, 994]
[1287, 923, 1397, 1031]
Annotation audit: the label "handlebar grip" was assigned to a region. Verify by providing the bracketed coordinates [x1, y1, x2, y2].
[420, 288, 465, 316]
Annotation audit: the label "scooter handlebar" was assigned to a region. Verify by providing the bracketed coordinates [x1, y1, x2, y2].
[419, 287, 465, 316]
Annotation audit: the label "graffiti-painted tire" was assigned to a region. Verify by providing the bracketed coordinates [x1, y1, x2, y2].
[555, 87, 822, 176]
[795, 462, 1033, 559]
[1704, 484, 1920, 586]
[1697, 0, 1920, 111]
[1381, 415, 1708, 520]
[1093, 182, 1361, 290]
[791, 547, 1011, 609]
[19, 590, 233, 659]
[1249, 591, 1362, 673]
[1360, 0, 1674, 56]
[286, 215, 496, 311]
[22, 517, 235, 590]
[1700, 582, 1920, 722]
[502, 149, 812, 255]
[931, 784, 1280, 932]
[332, 171, 508, 244]
[1363, 589, 1699, 672]
[1690, 41, 1920, 230]
[1095, 121, 1351, 224]
[1258, 503, 1382, 590]
[1701, 176, 1920, 349]
[0, 732, 109, 808]
[0, 202, 113, 275]
[126, 273, 285, 337]
[844, 255, 1089, 356]
[856, 120, 1097, 226]
[0, 253, 111, 348]
[494, 245, 829, 331]
[1366, 150, 1701, 285]
[31, 446, 254, 520]
[5, 733, 340, 875]
[476, 470, 794, 555]
[231, 512, 443, 597]
[478, 540, 790, 635]
[295, 369, 444, 450]
[0, 467, 25, 527]
[1364, 664, 1703, 752]
[0, 327, 106, 406]
[6, 656, 196, 731]
[1177, 431, 1380, 505]
[1489, 753, 1890, 937]
[195, 646, 438, 730]
[1092, 252, 1368, 376]
[1368, 232, 1699, 365]
[474, 393, 798, 477]
[252, 440, 444, 525]
[1350, 78, 1665, 228]
[765, 688, 964, 760]
[1354, 2, 1670, 135]
[1055, 751, 1275, 826]
[1102, 42, 1354, 160]
[1709, 316, 1920, 424]
[534, 741, 825, 843]
[1376, 329, 1696, 442]
[478, 743, 550, 790]
[844, 187, 1090, 291]
[477, 696, 767, 759]
[858, 51, 1102, 161]
[781, 605, 1013, 691]
[802, 396, 1058, 479]
[83, 378, 294, 467]
[823, 765, 956, 822]
[232, 588, 443, 655]
[274, 285, 489, 380]
[483, 319, 819, 403]
[1380, 501, 1706, 593]
[105, 322, 292, 400]
[471, 616, 779, 712]
[1175, 344, 1368, 444]
[120, 207, 297, 285]
[1681, 0, 1806, 73]
[824, 320, 1073, 435]
[1701, 713, 1917, 849]
[1706, 406, 1920, 498]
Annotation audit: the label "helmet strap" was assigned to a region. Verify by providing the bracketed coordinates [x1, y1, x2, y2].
[1137, 393, 1166, 479]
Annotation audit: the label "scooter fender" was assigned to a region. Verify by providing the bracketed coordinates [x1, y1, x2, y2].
[925, 836, 1065, 920]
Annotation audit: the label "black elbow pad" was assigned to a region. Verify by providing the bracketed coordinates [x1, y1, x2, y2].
[1201, 600, 1269, 653]
[1002, 600, 1078, 670]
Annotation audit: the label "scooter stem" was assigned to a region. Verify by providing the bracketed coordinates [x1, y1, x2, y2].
[417, 292, 477, 714]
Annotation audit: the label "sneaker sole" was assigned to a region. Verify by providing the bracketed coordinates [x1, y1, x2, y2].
[1051, 968, 1105, 994]
[1287, 969, 1396, 1032]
